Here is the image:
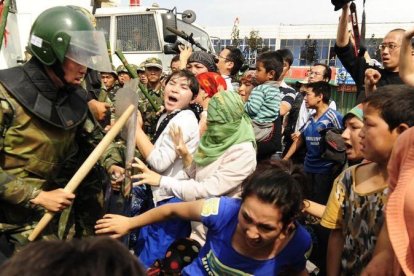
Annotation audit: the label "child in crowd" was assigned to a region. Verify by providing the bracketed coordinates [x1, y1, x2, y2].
[244, 51, 284, 142]
[133, 70, 200, 267]
[321, 85, 414, 275]
[341, 104, 365, 166]
[284, 81, 343, 204]
[238, 70, 257, 102]
[96, 161, 311, 275]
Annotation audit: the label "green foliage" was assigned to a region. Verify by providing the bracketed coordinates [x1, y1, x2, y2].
[246, 30, 263, 51]
[300, 35, 319, 65]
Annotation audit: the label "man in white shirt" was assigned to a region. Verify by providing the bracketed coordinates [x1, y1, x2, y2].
[216, 46, 245, 91]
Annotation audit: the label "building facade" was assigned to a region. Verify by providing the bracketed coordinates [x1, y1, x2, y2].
[206, 22, 413, 113]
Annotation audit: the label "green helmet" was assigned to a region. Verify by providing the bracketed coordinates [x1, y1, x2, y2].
[116, 65, 129, 74]
[28, 6, 111, 72]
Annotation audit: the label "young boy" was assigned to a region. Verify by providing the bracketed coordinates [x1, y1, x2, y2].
[321, 85, 414, 275]
[284, 81, 343, 204]
[244, 51, 283, 142]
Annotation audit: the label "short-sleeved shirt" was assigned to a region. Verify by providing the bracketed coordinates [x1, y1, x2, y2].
[280, 86, 296, 108]
[183, 197, 311, 275]
[321, 163, 388, 275]
[302, 108, 343, 174]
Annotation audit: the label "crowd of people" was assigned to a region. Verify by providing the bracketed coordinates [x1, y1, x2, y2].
[1, 2, 414, 276]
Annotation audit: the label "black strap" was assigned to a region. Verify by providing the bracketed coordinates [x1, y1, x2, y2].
[151, 110, 182, 144]
[0, 59, 88, 130]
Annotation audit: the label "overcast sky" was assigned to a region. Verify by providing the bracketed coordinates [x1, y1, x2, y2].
[131, 0, 414, 28]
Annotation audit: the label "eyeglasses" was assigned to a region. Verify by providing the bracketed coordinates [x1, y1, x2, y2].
[217, 55, 232, 62]
[378, 43, 400, 52]
[307, 71, 323, 76]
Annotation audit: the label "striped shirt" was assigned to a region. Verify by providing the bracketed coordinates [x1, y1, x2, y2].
[244, 82, 282, 123]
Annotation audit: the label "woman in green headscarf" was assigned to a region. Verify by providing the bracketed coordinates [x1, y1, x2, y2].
[130, 90, 257, 244]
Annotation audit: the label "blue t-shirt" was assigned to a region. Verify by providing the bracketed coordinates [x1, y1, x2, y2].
[183, 197, 311, 275]
[303, 108, 343, 174]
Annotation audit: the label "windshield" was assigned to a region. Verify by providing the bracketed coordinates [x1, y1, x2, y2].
[177, 20, 214, 53]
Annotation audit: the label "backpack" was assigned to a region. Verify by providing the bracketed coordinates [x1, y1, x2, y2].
[319, 127, 347, 165]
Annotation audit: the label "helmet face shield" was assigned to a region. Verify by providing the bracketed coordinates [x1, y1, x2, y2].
[65, 30, 111, 72]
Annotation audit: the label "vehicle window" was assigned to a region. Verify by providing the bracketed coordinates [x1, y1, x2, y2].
[177, 20, 214, 53]
[115, 14, 161, 52]
[95, 16, 110, 43]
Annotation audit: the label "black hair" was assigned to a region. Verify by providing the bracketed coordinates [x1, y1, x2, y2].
[312, 63, 332, 82]
[256, 51, 284, 81]
[225, 46, 245, 76]
[363, 84, 414, 131]
[241, 160, 307, 226]
[170, 55, 180, 64]
[164, 69, 199, 96]
[0, 237, 145, 276]
[276, 48, 294, 67]
[304, 81, 331, 104]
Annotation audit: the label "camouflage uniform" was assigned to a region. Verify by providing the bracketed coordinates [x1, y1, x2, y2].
[0, 59, 122, 252]
[83, 70, 115, 128]
[139, 57, 165, 139]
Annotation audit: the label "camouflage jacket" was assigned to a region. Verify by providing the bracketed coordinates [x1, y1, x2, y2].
[0, 84, 122, 228]
[138, 84, 164, 139]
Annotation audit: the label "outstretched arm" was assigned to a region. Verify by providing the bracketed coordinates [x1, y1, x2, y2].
[95, 199, 204, 238]
[336, 4, 351, 47]
[399, 27, 414, 86]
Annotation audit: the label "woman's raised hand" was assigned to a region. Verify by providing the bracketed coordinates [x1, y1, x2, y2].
[131, 157, 161, 186]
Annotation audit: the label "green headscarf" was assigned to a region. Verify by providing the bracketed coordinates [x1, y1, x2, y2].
[194, 90, 256, 166]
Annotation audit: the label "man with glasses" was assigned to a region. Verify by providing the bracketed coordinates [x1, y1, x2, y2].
[216, 46, 245, 91]
[335, 3, 405, 103]
[294, 63, 337, 134]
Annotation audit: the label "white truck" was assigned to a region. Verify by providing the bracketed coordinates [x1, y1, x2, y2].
[94, 4, 216, 69]
[0, 1, 215, 70]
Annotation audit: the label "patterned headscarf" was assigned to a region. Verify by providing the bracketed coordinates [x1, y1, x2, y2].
[239, 70, 257, 86]
[196, 72, 227, 98]
[194, 90, 256, 166]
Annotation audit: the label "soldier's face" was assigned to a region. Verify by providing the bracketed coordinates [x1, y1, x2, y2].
[101, 73, 116, 89]
[62, 58, 87, 85]
[145, 67, 162, 83]
[164, 75, 194, 113]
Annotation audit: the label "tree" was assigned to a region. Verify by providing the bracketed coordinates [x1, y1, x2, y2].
[230, 17, 240, 47]
[300, 34, 319, 65]
[246, 30, 263, 52]
[244, 30, 264, 65]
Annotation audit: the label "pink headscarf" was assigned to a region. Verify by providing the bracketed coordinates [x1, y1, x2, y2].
[196, 72, 227, 98]
[386, 127, 414, 275]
